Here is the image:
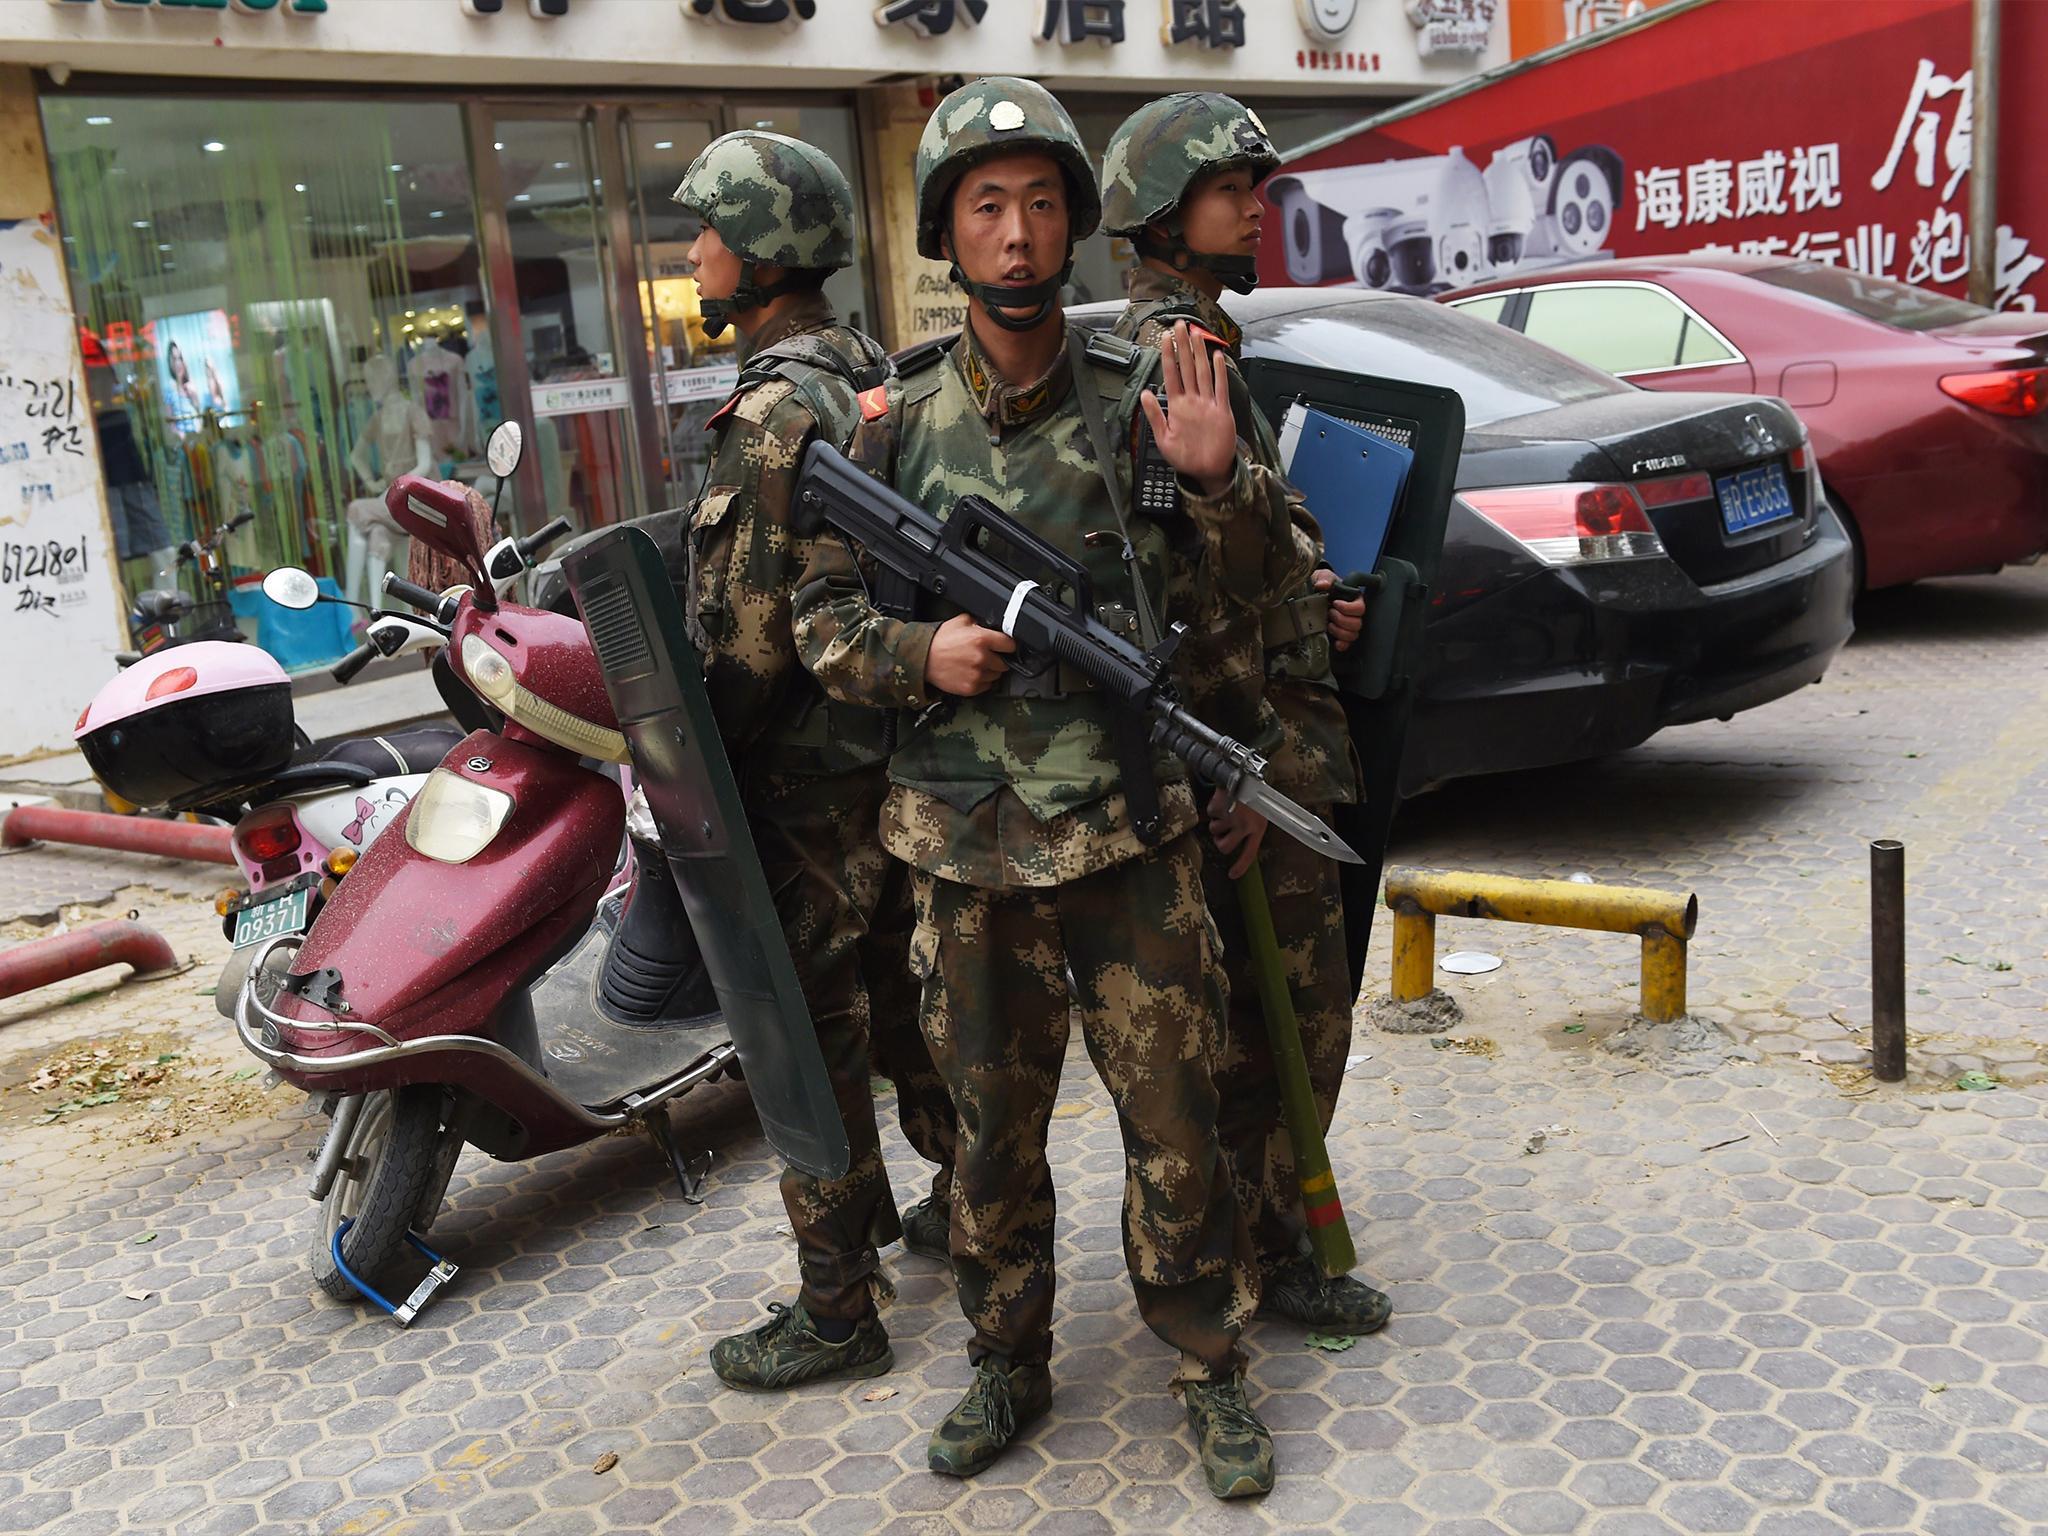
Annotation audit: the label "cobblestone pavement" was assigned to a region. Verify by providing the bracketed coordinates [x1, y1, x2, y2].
[0, 571, 2043, 1536]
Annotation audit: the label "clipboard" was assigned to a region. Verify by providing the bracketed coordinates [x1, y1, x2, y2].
[1279, 403, 1414, 580]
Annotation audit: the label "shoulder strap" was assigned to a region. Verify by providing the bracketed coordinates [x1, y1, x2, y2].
[1064, 325, 1162, 651]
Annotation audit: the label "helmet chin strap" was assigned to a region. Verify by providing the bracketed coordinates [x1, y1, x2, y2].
[698, 260, 803, 339]
[949, 260, 1073, 333]
[1135, 232, 1261, 295]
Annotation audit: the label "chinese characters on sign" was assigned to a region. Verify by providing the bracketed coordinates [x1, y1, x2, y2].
[683, 0, 816, 23]
[874, 0, 986, 34]
[1036, 1, 1124, 45]
[1406, 0, 1496, 57]
[1163, 0, 1244, 49]
[1658, 58, 2042, 311]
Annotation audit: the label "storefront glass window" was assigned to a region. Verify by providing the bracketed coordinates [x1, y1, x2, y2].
[43, 95, 489, 670]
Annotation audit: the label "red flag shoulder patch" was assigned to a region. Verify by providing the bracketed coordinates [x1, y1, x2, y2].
[706, 392, 741, 430]
[859, 385, 890, 421]
[1188, 325, 1228, 351]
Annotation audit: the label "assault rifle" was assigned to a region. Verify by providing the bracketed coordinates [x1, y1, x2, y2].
[795, 441, 1362, 866]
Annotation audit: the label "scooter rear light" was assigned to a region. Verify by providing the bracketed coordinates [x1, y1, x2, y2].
[144, 666, 200, 701]
[240, 814, 302, 864]
[405, 767, 514, 865]
[1461, 482, 1666, 566]
[1939, 367, 2047, 417]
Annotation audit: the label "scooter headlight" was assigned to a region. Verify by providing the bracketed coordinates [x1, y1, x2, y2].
[460, 634, 629, 763]
[405, 768, 514, 864]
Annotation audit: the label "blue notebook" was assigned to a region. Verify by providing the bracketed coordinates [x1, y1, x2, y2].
[1281, 405, 1413, 581]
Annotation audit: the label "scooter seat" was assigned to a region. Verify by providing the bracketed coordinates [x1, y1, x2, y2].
[297, 725, 466, 778]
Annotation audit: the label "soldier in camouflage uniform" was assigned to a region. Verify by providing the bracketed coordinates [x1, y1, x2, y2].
[1103, 94, 1390, 1337]
[794, 78, 1314, 1501]
[665, 131, 957, 1393]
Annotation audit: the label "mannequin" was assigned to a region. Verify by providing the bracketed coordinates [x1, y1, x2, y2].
[344, 355, 433, 607]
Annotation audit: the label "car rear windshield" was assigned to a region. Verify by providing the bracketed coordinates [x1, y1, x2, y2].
[1750, 261, 1989, 331]
[1248, 297, 1628, 427]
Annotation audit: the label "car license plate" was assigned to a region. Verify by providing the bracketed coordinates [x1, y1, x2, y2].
[1716, 462, 1796, 535]
[232, 886, 311, 949]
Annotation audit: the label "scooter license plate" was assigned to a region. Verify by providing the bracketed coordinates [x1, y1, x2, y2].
[232, 886, 311, 949]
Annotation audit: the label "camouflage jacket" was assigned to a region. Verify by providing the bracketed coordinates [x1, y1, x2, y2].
[792, 317, 1305, 889]
[685, 291, 891, 777]
[1116, 267, 1361, 807]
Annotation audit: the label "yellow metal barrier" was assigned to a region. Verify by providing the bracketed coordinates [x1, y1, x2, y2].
[1384, 868, 1698, 1023]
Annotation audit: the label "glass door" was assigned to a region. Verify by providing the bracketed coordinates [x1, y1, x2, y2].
[619, 112, 724, 513]
[483, 113, 643, 534]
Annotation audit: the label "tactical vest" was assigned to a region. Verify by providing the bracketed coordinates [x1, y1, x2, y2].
[877, 326, 1185, 823]
[718, 325, 899, 776]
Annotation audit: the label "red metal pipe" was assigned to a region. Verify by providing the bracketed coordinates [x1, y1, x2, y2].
[0, 920, 182, 1003]
[1, 806, 233, 865]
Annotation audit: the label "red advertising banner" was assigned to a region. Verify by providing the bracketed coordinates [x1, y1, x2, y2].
[1260, 0, 2043, 312]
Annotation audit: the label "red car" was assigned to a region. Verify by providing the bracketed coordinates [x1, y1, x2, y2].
[1441, 254, 2048, 589]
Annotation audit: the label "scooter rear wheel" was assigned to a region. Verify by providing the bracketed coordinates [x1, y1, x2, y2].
[311, 1087, 457, 1303]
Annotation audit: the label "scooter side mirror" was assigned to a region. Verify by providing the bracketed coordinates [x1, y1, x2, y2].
[262, 567, 321, 611]
[486, 421, 524, 479]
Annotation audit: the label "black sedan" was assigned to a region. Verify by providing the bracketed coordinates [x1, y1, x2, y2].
[1083, 288, 1857, 794]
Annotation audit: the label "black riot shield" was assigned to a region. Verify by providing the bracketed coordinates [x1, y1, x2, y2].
[564, 527, 850, 1182]
[1240, 361, 1464, 1002]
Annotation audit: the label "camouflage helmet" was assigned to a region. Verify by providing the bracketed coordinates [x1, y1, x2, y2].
[1099, 93, 1279, 238]
[671, 129, 855, 272]
[913, 76, 1100, 260]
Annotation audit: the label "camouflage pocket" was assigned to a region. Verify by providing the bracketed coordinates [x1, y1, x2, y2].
[686, 487, 739, 644]
[907, 917, 941, 983]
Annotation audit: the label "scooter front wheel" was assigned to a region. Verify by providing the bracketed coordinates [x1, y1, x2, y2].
[310, 1087, 460, 1304]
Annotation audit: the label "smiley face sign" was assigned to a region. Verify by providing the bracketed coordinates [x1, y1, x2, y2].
[1295, 0, 1358, 43]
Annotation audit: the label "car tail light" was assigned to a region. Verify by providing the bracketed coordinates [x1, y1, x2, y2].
[1461, 483, 1667, 565]
[239, 813, 302, 864]
[144, 666, 199, 701]
[1939, 367, 2047, 417]
[1634, 471, 1714, 509]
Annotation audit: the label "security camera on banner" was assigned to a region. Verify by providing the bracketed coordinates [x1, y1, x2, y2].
[1266, 136, 1626, 293]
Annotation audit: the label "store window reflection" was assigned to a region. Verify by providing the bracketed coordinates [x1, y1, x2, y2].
[43, 96, 490, 671]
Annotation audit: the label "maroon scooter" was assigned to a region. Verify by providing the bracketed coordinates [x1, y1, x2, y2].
[233, 442, 843, 1322]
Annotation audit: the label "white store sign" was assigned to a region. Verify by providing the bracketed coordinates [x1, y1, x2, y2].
[530, 376, 632, 418]
[0, 220, 124, 763]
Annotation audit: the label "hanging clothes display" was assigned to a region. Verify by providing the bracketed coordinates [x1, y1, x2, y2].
[411, 339, 469, 465]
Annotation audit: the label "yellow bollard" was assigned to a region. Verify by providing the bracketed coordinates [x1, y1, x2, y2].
[1389, 907, 1437, 1003]
[1383, 868, 1697, 1023]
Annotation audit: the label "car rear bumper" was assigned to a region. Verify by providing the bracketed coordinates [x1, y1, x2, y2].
[1400, 509, 1856, 792]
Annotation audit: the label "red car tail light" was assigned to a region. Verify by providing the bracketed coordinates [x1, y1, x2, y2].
[1939, 367, 2047, 417]
[1462, 483, 1667, 566]
[239, 812, 302, 864]
[144, 666, 199, 701]
[1635, 471, 1714, 508]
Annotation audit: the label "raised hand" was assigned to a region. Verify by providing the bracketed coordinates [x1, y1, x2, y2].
[1139, 321, 1238, 499]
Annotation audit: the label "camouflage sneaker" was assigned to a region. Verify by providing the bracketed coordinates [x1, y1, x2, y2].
[900, 1194, 950, 1262]
[1256, 1254, 1393, 1334]
[927, 1359, 1053, 1477]
[1183, 1372, 1275, 1499]
[709, 1300, 891, 1392]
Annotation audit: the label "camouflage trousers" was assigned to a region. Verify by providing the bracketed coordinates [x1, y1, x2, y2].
[747, 763, 957, 1321]
[910, 830, 1259, 1384]
[1201, 811, 1354, 1269]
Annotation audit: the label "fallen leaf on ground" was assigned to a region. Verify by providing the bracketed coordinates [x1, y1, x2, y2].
[134, 1232, 156, 1245]
[591, 1452, 618, 1475]
[1305, 1333, 1356, 1352]
[123, 1288, 152, 1302]
[1954, 1071, 2000, 1092]
[862, 1386, 898, 1402]
[1562, 1024, 1586, 1035]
